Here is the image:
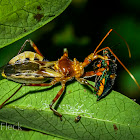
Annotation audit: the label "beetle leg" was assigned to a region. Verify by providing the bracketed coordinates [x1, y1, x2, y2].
[76, 78, 97, 91]
[18, 39, 44, 57]
[0, 84, 24, 109]
[49, 83, 65, 121]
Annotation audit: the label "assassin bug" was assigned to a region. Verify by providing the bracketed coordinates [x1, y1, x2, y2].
[0, 29, 140, 121]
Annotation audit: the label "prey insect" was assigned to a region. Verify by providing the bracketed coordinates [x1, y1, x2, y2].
[93, 49, 117, 100]
[0, 29, 140, 121]
[82, 29, 140, 100]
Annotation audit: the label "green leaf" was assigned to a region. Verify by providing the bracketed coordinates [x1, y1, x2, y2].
[0, 79, 140, 139]
[0, 0, 72, 48]
[0, 122, 63, 140]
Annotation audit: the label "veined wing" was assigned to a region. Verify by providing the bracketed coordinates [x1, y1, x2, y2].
[1, 61, 62, 84]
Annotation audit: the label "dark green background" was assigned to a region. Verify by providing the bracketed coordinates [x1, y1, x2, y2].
[0, 0, 140, 102]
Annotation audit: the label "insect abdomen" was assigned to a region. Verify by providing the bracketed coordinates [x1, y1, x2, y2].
[2, 51, 50, 83]
[3, 61, 48, 84]
[9, 51, 44, 64]
[96, 78, 105, 96]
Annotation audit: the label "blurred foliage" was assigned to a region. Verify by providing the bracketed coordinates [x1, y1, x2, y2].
[0, 0, 140, 103]
[52, 24, 90, 47]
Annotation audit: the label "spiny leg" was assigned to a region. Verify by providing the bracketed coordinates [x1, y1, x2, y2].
[18, 39, 44, 57]
[49, 83, 65, 121]
[76, 78, 97, 91]
[0, 84, 24, 109]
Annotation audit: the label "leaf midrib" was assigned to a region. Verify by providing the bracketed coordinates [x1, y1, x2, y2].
[1, 105, 139, 129]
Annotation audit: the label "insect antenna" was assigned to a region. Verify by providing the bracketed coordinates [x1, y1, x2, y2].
[96, 47, 140, 90]
[113, 30, 131, 58]
[93, 29, 131, 58]
[93, 29, 113, 54]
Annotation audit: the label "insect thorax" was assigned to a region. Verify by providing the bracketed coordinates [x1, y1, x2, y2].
[58, 56, 74, 77]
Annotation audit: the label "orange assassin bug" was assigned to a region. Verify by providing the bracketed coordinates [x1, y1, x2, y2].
[0, 29, 140, 121]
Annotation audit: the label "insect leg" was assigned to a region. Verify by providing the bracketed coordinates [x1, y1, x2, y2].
[0, 81, 55, 109]
[82, 54, 106, 68]
[0, 84, 24, 109]
[76, 78, 97, 91]
[17, 40, 30, 54]
[29, 40, 44, 57]
[44, 61, 57, 68]
[26, 79, 57, 86]
[82, 69, 106, 78]
[49, 83, 65, 121]
[18, 39, 44, 57]
[26, 80, 65, 120]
